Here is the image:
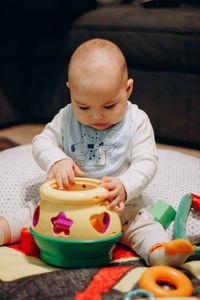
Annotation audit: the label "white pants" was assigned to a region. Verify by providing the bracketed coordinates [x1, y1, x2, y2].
[119, 208, 170, 265]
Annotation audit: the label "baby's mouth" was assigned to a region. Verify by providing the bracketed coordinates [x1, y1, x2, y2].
[93, 122, 109, 128]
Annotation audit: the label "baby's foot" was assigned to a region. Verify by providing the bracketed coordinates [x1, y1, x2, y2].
[148, 239, 195, 266]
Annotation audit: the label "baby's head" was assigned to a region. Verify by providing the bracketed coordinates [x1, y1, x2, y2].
[67, 38, 133, 130]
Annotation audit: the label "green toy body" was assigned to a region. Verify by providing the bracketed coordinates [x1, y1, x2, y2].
[30, 228, 121, 268]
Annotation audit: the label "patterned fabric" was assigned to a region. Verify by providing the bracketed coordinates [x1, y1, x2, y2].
[0, 242, 200, 299]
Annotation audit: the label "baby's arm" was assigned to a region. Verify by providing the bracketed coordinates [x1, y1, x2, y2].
[32, 107, 68, 173]
[101, 108, 158, 210]
[119, 109, 158, 202]
[32, 106, 83, 188]
[101, 109, 157, 212]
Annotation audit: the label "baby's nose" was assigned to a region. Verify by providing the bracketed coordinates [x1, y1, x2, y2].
[92, 109, 104, 119]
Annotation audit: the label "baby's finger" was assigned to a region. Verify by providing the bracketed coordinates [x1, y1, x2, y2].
[107, 197, 120, 210]
[56, 173, 64, 190]
[67, 169, 76, 186]
[74, 163, 84, 176]
[116, 202, 125, 213]
[61, 173, 71, 189]
[101, 181, 116, 191]
[101, 176, 112, 183]
[46, 171, 54, 181]
[46, 169, 55, 181]
[106, 189, 118, 201]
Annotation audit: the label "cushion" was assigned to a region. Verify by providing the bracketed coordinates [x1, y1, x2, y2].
[143, 149, 200, 243]
[0, 145, 45, 215]
[0, 145, 199, 243]
[65, 4, 200, 72]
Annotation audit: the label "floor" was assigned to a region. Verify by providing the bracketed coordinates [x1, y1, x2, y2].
[0, 123, 199, 158]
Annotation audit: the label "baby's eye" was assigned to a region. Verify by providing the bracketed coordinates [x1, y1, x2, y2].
[104, 104, 115, 109]
[79, 106, 89, 110]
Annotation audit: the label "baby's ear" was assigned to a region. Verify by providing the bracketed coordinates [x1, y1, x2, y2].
[66, 81, 70, 88]
[126, 78, 134, 97]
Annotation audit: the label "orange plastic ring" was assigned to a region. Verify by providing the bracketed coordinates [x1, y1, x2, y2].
[140, 266, 193, 297]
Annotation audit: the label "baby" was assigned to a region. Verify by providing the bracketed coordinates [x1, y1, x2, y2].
[0, 38, 194, 266]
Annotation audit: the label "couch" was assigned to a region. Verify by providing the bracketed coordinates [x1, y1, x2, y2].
[0, 0, 200, 148]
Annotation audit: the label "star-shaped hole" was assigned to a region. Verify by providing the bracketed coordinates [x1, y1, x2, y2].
[51, 212, 73, 235]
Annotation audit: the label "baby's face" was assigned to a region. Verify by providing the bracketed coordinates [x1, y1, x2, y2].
[68, 62, 133, 130]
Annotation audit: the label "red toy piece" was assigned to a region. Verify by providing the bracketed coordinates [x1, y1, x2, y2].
[191, 193, 200, 213]
[20, 228, 40, 256]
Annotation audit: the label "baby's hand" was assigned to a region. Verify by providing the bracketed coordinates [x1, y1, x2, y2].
[100, 177, 126, 212]
[47, 158, 84, 189]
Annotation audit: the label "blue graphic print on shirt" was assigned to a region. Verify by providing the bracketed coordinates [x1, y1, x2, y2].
[63, 102, 132, 178]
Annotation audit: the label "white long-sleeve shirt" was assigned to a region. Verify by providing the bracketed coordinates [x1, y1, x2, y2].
[1, 103, 157, 244]
[32, 103, 158, 202]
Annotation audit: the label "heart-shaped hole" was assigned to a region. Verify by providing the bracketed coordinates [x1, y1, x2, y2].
[90, 212, 110, 234]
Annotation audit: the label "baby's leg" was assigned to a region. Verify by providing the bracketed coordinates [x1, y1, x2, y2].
[119, 208, 170, 264]
[119, 209, 194, 266]
[1, 201, 36, 245]
[0, 217, 11, 245]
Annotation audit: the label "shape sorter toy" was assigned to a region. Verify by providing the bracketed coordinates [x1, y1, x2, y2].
[30, 178, 122, 268]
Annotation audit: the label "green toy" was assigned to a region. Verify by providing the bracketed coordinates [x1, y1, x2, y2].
[150, 200, 176, 229]
[150, 194, 200, 260]
[173, 193, 200, 259]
